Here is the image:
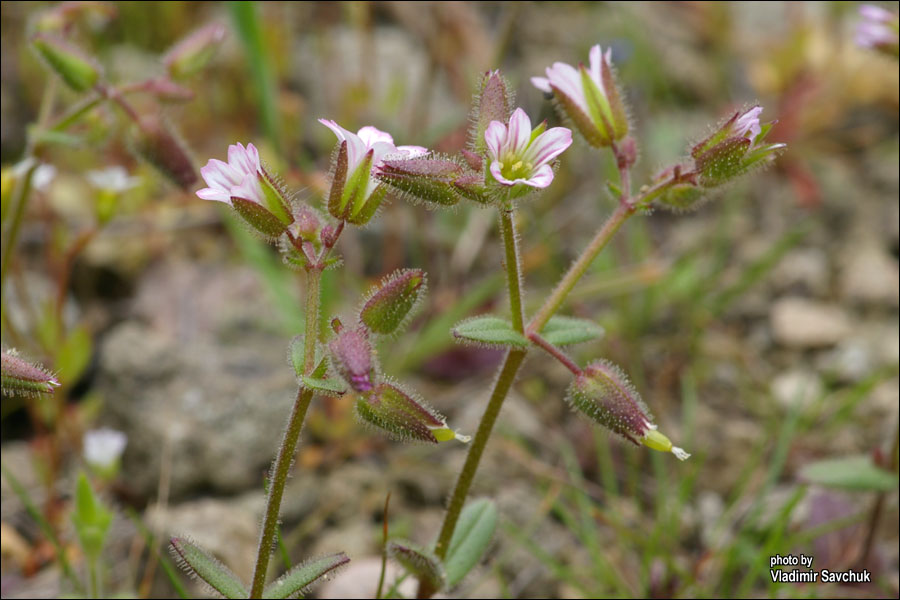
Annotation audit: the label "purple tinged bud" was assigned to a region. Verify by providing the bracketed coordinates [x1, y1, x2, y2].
[452, 172, 492, 205]
[567, 360, 689, 460]
[134, 115, 197, 190]
[470, 70, 511, 155]
[289, 204, 324, 243]
[31, 33, 100, 92]
[460, 148, 484, 172]
[359, 268, 427, 335]
[376, 156, 466, 207]
[329, 326, 376, 393]
[163, 23, 226, 80]
[355, 382, 468, 444]
[2, 350, 60, 398]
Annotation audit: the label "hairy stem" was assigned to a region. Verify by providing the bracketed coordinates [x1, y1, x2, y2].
[528, 200, 635, 335]
[499, 207, 525, 333]
[420, 166, 639, 598]
[527, 332, 582, 376]
[249, 267, 322, 598]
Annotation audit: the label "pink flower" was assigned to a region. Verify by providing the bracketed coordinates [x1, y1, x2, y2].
[319, 120, 427, 198]
[856, 4, 899, 53]
[197, 142, 264, 205]
[733, 106, 763, 143]
[485, 108, 572, 189]
[532, 45, 628, 147]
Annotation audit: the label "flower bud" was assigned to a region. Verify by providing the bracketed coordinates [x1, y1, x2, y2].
[567, 360, 689, 460]
[359, 268, 427, 335]
[387, 540, 445, 591]
[133, 115, 197, 190]
[31, 34, 100, 92]
[327, 141, 386, 224]
[691, 106, 785, 188]
[470, 70, 511, 155]
[355, 382, 469, 444]
[376, 156, 466, 207]
[532, 45, 628, 148]
[320, 120, 426, 225]
[2, 349, 60, 398]
[163, 23, 226, 80]
[329, 325, 377, 393]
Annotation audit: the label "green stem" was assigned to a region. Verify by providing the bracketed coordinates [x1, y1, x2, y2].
[527, 200, 635, 335]
[0, 163, 37, 291]
[433, 349, 527, 562]
[420, 173, 639, 599]
[249, 268, 322, 598]
[499, 207, 525, 334]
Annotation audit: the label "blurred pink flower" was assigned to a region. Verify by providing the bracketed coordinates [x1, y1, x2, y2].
[856, 4, 899, 53]
[485, 107, 572, 189]
[197, 142, 264, 205]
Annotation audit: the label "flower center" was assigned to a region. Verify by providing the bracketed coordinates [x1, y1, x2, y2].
[499, 156, 533, 180]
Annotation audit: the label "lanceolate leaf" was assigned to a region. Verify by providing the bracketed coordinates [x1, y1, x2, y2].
[444, 499, 497, 587]
[452, 316, 528, 348]
[170, 537, 248, 599]
[262, 552, 350, 599]
[387, 539, 446, 591]
[800, 455, 899, 492]
[539, 316, 605, 346]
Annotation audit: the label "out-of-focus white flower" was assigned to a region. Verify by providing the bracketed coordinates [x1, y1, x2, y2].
[83, 428, 127, 470]
[86, 167, 141, 192]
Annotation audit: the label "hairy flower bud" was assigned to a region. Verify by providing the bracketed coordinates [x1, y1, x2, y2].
[329, 325, 377, 393]
[31, 33, 100, 92]
[2, 350, 60, 398]
[134, 115, 197, 190]
[532, 45, 628, 148]
[355, 382, 469, 444]
[470, 70, 512, 155]
[163, 22, 226, 80]
[692, 106, 785, 188]
[567, 360, 689, 460]
[376, 157, 467, 207]
[359, 268, 427, 335]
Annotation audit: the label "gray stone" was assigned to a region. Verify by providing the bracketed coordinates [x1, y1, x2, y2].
[839, 243, 900, 306]
[771, 248, 829, 296]
[770, 297, 853, 348]
[770, 369, 824, 410]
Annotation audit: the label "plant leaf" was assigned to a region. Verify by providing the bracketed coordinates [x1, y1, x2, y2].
[539, 316, 605, 346]
[444, 499, 497, 587]
[387, 539, 446, 591]
[800, 455, 898, 492]
[263, 552, 350, 599]
[452, 316, 528, 348]
[170, 537, 248, 599]
[300, 375, 346, 396]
